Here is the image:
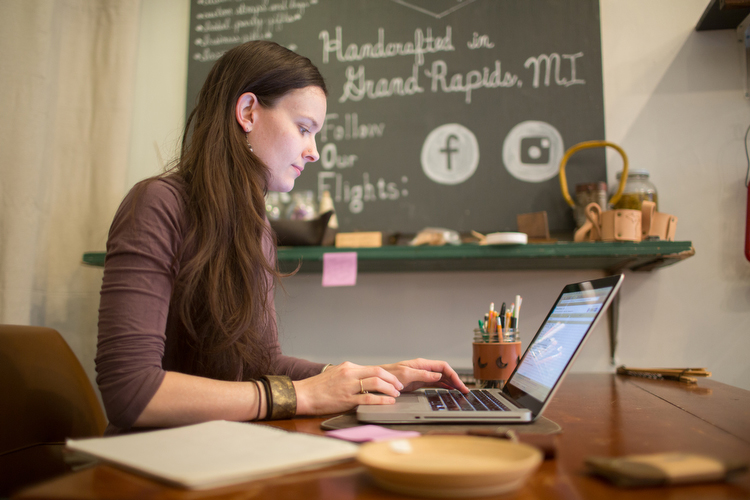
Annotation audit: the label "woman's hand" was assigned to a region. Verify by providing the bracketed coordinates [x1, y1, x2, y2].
[379, 358, 469, 393]
[293, 361, 404, 416]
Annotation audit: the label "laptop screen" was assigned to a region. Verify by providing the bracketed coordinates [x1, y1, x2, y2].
[502, 275, 622, 415]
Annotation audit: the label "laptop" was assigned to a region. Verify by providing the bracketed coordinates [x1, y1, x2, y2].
[357, 274, 624, 424]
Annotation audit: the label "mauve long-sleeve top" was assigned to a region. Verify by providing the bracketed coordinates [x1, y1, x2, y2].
[95, 177, 323, 434]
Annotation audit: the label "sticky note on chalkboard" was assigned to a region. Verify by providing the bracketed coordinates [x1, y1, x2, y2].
[322, 252, 357, 287]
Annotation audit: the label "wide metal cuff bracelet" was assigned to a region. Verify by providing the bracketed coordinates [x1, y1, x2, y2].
[261, 375, 297, 420]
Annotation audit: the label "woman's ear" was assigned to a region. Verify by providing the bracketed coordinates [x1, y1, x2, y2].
[236, 92, 258, 133]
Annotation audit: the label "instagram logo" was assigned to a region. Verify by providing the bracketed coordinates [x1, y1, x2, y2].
[520, 137, 551, 165]
[503, 121, 564, 183]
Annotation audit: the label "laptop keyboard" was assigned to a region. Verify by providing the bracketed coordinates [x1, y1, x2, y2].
[424, 389, 511, 412]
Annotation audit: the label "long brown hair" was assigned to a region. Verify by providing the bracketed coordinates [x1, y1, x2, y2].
[171, 41, 326, 381]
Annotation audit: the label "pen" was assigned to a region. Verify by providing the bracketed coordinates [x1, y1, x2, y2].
[479, 320, 489, 342]
[493, 311, 499, 341]
[514, 295, 522, 329]
[489, 303, 495, 337]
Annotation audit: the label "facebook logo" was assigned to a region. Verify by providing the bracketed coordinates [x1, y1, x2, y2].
[421, 124, 480, 185]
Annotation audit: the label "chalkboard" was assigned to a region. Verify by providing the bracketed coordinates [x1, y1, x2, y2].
[187, 0, 606, 235]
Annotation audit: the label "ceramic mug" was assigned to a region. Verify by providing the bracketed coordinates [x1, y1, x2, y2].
[641, 200, 678, 241]
[575, 202, 656, 242]
[600, 208, 642, 242]
[574, 202, 602, 242]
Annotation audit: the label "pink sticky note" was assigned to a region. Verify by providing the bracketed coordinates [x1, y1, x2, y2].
[325, 425, 421, 443]
[322, 252, 357, 287]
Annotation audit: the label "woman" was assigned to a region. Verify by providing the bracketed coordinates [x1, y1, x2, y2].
[96, 41, 467, 434]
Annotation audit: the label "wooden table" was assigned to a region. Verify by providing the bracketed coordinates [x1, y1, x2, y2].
[14, 374, 750, 499]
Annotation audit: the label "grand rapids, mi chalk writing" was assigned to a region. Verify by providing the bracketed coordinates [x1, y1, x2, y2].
[324, 26, 584, 105]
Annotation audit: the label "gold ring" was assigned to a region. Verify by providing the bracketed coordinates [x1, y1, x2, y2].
[359, 379, 368, 394]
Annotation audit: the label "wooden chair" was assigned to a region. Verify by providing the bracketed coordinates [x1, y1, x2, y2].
[0, 325, 107, 496]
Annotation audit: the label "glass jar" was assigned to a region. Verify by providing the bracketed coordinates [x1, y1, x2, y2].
[612, 169, 658, 211]
[285, 190, 317, 220]
[265, 192, 283, 220]
[574, 182, 608, 228]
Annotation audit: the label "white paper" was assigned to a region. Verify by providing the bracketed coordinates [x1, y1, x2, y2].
[66, 420, 358, 489]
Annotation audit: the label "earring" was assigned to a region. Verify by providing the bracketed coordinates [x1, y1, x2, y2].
[245, 128, 253, 152]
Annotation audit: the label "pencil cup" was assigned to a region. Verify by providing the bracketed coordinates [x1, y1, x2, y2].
[472, 342, 522, 389]
[503, 328, 520, 343]
[472, 328, 484, 343]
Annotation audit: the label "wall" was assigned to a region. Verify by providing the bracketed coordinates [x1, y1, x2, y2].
[127, 0, 189, 186]
[128, 0, 750, 390]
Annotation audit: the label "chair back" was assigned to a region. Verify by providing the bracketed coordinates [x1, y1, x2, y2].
[0, 325, 106, 494]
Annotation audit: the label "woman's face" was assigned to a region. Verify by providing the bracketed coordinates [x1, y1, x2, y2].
[247, 86, 327, 193]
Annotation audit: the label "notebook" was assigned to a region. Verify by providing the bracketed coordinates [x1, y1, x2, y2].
[357, 274, 624, 424]
[66, 420, 358, 490]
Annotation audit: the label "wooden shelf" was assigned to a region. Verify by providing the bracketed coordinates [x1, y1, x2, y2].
[696, 0, 750, 31]
[82, 240, 694, 273]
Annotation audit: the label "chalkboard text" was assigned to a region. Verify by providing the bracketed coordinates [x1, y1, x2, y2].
[467, 32, 494, 49]
[425, 59, 518, 103]
[524, 52, 586, 88]
[318, 172, 408, 214]
[319, 26, 454, 66]
[320, 113, 385, 142]
[339, 65, 424, 102]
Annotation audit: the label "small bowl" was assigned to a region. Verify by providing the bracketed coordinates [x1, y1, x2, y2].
[357, 435, 543, 498]
[270, 210, 333, 246]
[482, 232, 528, 245]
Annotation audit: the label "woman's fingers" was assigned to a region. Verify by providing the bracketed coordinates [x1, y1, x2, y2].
[294, 362, 405, 415]
[356, 373, 399, 404]
[363, 365, 404, 392]
[381, 359, 470, 393]
[409, 360, 468, 391]
[339, 362, 404, 392]
[400, 368, 443, 392]
[359, 376, 401, 397]
[358, 393, 397, 405]
[294, 359, 469, 416]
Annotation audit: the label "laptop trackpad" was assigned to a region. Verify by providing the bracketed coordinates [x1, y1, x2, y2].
[361, 392, 424, 414]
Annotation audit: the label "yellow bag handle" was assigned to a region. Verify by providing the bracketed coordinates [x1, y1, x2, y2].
[559, 140, 629, 208]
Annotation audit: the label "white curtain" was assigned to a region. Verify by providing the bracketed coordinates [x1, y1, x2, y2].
[0, 0, 142, 389]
